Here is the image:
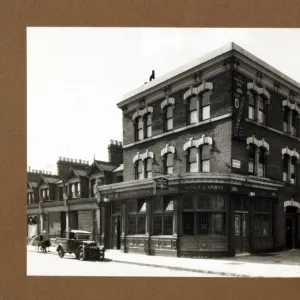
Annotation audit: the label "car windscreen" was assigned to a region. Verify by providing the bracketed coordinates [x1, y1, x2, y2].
[77, 234, 91, 240]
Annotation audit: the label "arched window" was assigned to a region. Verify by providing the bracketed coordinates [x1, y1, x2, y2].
[165, 105, 173, 131]
[136, 160, 144, 180]
[248, 144, 255, 174]
[136, 117, 143, 141]
[258, 96, 266, 124]
[291, 110, 297, 136]
[283, 154, 289, 182]
[145, 158, 152, 178]
[188, 147, 198, 172]
[291, 157, 297, 184]
[283, 107, 289, 133]
[188, 96, 198, 125]
[145, 113, 152, 138]
[165, 153, 174, 175]
[201, 92, 211, 120]
[248, 92, 255, 120]
[258, 147, 266, 177]
[200, 144, 210, 172]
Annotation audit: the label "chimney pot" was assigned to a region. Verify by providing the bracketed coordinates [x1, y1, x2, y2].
[118, 141, 122, 146]
[59, 156, 62, 160]
[79, 159, 82, 163]
[110, 139, 113, 144]
[114, 140, 118, 145]
[63, 157, 66, 161]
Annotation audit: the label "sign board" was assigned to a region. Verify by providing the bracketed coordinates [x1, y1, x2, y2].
[232, 71, 247, 141]
[155, 177, 169, 190]
[232, 159, 241, 169]
[182, 183, 227, 192]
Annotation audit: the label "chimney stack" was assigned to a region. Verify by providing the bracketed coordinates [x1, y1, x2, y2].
[107, 140, 123, 166]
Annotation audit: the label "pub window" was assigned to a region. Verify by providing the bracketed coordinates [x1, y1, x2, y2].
[200, 144, 210, 172]
[145, 113, 152, 138]
[145, 158, 152, 178]
[248, 92, 255, 120]
[283, 154, 289, 182]
[258, 147, 266, 177]
[201, 92, 210, 120]
[182, 195, 227, 236]
[136, 117, 143, 141]
[135, 160, 144, 180]
[290, 157, 297, 184]
[258, 96, 265, 124]
[188, 147, 198, 172]
[283, 108, 289, 133]
[112, 201, 121, 214]
[165, 153, 174, 175]
[127, 199, 146, 235]
[248, 144, 255, 174]
[153, 197, 174, 235]
[188, 96, 198, 125]
[252, 198, 272, 237]
[165, 105, 173, 132]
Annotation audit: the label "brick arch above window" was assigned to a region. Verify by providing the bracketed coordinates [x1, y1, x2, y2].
[281, 146, 300, 161]
[282, 99, 300, 114]
[183, 134, 213, 151]
[133, 149, 154, 163]
[246, 135, 270, 154]
[161, 97, 175, 111]
[132, 106, 153, 121]
[161, 144, 176, 156]
[247, 82, 270, 102]
[183, 81, 213, 102]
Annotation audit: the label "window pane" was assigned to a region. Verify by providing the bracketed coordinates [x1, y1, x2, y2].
[248, 106, 254, 120]
[202, 106, 210, 120]
[283, 121, 288, 132]
[248, 93, 255, 105]
[212, 213, 225, 235]
[258, 163, 264, 177]
[189, 97, 197, 110]
[164, 199, 174, 211]
[258, 110, 265, 124]
[167, 166, 173, 174]
[201, 160, 210, 172]
[201, 144, 210, 160]
[137, 215, 146, 234]
[166, 153, 173, 167]
[196, 212, 210, 235]
[166, 106, 173, 118]
[146, 171, 152, 178]
[253, 200, 262, 212]
[128, 215, 136, 234]
[189, 110, 197, 124]
[153, 198, 162, 212]
[262, 215, 270, 236]
[112, 201, 121, 214]
[183, 196, 195, 210]
[128, 200, 137, 213]
[249, 144, 255, 158]
[202, 92, 210, 106]
[153, 214, 162, 235]
[138, 200, 146, 212]
[166, 118, 173, 131]
[138, 128, 143, 140]
[189, 148, 197, 162]
[146, 114, 152, 125]
[283, 172, 287, 182]
[262, 199, 271, 213]
[213, 196, 226, 209]
[147, 125, 152, 137]
[197, 195, 210, 209]
[183, 212, 195, 235]
[253, 215, 262, 236]
[291, 126, 296, 136]
[190, 162, 198, 172]
[146, 159, 152, 171]
[138, 117, 143, 129]
[248, 161, 254, 173]
[163, 214, 173, 235]
[258, 97, 264, 111]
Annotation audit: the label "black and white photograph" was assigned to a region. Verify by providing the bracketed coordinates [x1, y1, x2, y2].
[26, 27, 300, 277]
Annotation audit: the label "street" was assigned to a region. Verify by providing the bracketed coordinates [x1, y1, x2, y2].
[27, 251, 225, 277]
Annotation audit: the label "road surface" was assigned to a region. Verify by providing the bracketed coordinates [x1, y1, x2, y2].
[27, 251, 226, 277]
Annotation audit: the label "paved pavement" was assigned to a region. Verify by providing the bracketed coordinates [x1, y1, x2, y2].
[26, 245, 300, 277]
[26, 250, 224, 277]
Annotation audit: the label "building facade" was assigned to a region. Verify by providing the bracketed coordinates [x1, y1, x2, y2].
[27, 140, 123, 244]
[95, 42, 300, 257]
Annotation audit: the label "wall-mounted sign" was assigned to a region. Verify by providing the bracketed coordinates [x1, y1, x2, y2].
[155, 177, 169, 190]
[182, 183, 226, 192]
[232, 159, 241, 169]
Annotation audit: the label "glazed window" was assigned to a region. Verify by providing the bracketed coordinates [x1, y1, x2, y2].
[283, 154, 289, 182]
[201, 92, 210, 120]
[90, 179, 96, 197]
[127, 199, 146, 235]
[283, 108, 289, 133]
[188, 96, 198, 124]
[165, 153, 174, 175]
[258, 96, 265, 124]
[252, 198, 272, 237]
[164, 105, 173, 131]
[291, 111, 297, 136]
[145, 113, 152, 138]
[200, 144, 210, 172]
[290, 157, 297, 184]
[248, 92, 255, 120]
[248, 144, 255, 174]
[188, 147, 198, 172]
[258, 147, 266, 177]
[152, 197, 174, 235]
[145, 158, 152, 178]
[136, 160, 144, 180]
[182, 195, 227, 236]
[136, 117, 143, 141]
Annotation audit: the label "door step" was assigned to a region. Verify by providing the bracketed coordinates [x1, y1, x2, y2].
[235, 252, 250, 257]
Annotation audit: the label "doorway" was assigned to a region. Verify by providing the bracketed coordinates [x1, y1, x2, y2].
[234, 212, 250, 254]
[112, 216, 121, 249]
[285, 206, 298, 249]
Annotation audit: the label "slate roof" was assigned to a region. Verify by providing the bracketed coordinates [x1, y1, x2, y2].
[95, 160, 117, 172]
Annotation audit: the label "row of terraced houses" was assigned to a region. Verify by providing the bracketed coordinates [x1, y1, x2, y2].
[28, 43, 300, 257]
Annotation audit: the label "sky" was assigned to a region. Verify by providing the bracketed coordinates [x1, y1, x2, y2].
[27, 28, 300, 175]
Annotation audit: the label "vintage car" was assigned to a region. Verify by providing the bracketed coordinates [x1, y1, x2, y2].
[55, 230, 105, 261]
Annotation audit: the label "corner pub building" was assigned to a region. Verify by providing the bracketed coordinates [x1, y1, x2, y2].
[95, 42, 300, 258]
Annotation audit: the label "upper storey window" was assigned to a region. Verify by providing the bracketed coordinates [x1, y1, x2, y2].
[132, 106, 153, 142]
[282, 99, 300, 137]
[183, 82, 213, 125]
[281, 147, 299, 185]
[247, 82, 270, 125]
[133, 150, 154, 180]
[161, 97, 175, 132]
[161, 144, 176, 175]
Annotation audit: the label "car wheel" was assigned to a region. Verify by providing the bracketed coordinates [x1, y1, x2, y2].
[78, 248, 86, 261]
[58, 248, 65, 258]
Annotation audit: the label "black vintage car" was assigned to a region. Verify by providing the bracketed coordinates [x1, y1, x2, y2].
[55, 230, 105, 261]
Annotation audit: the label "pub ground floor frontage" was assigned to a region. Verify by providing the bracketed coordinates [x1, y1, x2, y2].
[95, 173, 300, 258]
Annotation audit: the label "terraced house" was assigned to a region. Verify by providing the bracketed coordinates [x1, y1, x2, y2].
[95, 42, 300, 257]
[27, 140, 123, 245]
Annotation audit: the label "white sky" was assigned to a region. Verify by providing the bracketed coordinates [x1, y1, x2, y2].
[27, 28, 300, 175]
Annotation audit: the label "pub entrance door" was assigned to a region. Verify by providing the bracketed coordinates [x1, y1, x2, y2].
[112, 216, 121, 249]
[285, 206, 298, 249]
[234, 212, 250, 254]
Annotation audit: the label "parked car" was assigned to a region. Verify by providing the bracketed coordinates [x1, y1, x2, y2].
[55, 230, 105, 261]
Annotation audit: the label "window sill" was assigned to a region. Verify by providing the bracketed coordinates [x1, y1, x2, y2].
[246, 118, 300, 140]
